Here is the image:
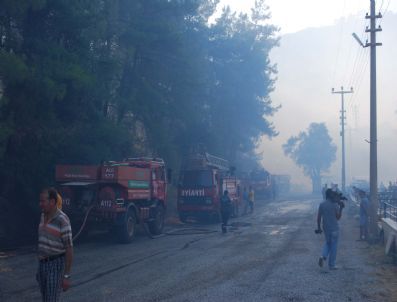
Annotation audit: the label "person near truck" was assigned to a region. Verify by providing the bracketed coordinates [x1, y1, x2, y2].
[248, 186, 255, 213]
[316, 188, 345, 270]
[37, 187, 74, 301]
[242, 187, 249, 215]
[220, 190, 232, 233]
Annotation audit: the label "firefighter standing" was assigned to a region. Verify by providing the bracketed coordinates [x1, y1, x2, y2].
[220, 190, 232, 233]
[248, 186, 255, 213]
[242, 187, 249, 215]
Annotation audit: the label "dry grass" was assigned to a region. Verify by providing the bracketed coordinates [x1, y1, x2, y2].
[366, 243, 397, 300]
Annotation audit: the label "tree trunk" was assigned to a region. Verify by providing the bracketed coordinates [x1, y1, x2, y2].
[311, 176, 321, 194]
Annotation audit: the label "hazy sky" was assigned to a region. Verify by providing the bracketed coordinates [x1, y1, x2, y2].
[218, 0, 397, 190]
[219, 0, 397, 33]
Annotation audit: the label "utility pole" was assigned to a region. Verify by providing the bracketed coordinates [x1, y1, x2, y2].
[352, 0, 382, 239]
[332, 87, 353, 194]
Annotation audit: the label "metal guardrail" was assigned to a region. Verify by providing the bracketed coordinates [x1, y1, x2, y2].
[379, 192, 397, 222]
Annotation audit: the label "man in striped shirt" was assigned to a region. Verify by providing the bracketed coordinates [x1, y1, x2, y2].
[38, 188, 73, 301]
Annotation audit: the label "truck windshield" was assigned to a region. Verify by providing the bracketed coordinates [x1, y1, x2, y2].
[250, 170, 270, 181]
[181, 170, 213, 187]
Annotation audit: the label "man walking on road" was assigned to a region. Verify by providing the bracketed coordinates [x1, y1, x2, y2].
[316, 188, 345, 270]
[220, 190, 232, 233]
[38, 188, 74, 301]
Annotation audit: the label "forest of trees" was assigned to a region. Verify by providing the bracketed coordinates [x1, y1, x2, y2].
[0, 0, 279, 242]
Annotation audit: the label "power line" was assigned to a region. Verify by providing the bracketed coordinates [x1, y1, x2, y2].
[347, 0, 389, 114]
[346, 0, 377, 111]
[383, 0, 392, 15]
[348, 28, 367, 85]
[379, 0, 385, 12]
[348, 41, 366, 89]
[351, 48, 369, 94]
[379, 0, 391, 22]
[347, 23, 372, 112]
[331, 0, 348, 86]
[349, 49, 369, 108]
[342, 4, 367, 85]
[348, 58, 369, 113]
[347, 45, 368, 112]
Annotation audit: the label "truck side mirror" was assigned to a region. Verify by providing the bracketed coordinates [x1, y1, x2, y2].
[167, 168, 172, 184]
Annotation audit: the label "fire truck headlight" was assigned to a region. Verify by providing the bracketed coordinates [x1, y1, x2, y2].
[205, 198, 212, 204]
[116, 198, 124, 206]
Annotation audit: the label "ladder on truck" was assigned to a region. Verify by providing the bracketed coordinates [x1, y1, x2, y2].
[205, 153, 229, 171]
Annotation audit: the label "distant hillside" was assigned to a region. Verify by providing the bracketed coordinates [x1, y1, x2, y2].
[260, 12, 397, 188]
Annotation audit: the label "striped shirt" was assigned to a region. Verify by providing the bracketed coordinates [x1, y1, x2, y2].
[38, 209, 73, 258]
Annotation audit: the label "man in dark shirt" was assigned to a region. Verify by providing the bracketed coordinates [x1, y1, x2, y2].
[316, 188, 344, 270]
[220, 190, 232, 233]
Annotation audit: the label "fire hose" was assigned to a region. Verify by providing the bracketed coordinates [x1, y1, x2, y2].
[72, 205, 94, 242]
[142, 222, 218, 239]
[72, 205, 218, 242]
[159, 221, 251, 237]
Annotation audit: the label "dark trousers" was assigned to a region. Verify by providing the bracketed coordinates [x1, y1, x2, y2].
[243, 200, 249, 214]
[360, 223, 369, 240]
[37, 256, 65, 302]
[221, 211, 230, 232]
[249, 201, 254, 213]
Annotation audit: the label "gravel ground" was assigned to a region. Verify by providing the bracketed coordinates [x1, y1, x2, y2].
[0, 197, 396, 302]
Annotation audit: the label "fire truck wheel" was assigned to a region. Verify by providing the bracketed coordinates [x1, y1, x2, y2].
[118, 210, 136, 243]
[149, 204, 165, 235]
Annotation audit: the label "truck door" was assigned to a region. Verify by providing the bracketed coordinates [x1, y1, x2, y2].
[154, 167, 166, 202]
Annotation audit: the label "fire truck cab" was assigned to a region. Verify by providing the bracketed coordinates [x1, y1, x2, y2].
[177, 153, 240, 222]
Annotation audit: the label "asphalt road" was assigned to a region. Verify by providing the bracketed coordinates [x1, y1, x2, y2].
[0, 197, 394, 301]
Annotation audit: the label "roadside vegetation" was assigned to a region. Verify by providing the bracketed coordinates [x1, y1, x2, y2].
[283, 122, 337, 193]
[0, 0, 278, 244]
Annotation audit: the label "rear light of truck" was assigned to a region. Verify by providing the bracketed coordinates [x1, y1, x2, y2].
[115, 198, 125, 206]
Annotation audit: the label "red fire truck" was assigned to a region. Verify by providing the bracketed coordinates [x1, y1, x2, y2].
[56, 158, 169, 243]
[177, 153, 240, 222]
[249, 168, 274, 199]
